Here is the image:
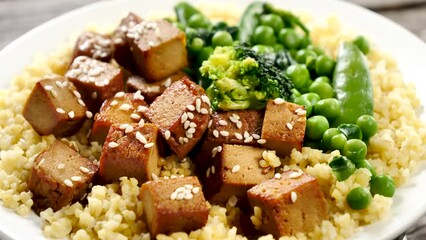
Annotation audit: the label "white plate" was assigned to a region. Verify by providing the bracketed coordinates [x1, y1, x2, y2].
[0, 0, 425, 239]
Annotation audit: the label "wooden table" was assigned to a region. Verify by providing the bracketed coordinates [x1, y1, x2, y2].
[0, 0, 425, 239]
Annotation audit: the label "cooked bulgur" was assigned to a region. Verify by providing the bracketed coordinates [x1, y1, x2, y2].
[0, 3, 425, 240]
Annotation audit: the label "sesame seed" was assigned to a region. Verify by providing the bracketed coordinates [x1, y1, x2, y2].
[151, 173, 159, 181]
[130, 113, 141, 120]
[232, 114, 240, 120]
[63, 81, 68, 87]
[138, 119, 145, 127]
[189, 122, 197, 128]
[136, 131, 148, 144]
[289, 171, 303, 179]
[55, 81, 64, 88]
[212, 147, 218, 158]
[195, 99, 201, 112]
[71, 176, 82, 182]
[274, 98, 285, 105]
[108, 142, 119, 148]
[170, 191, 178, 200]
[187, 112, 194, 119]
[68, 111, 75, 119]
[80, 166, 90, 173]
[110, 100, 118, 106]
[179, 137, 184, 145]
[125, 125, 134, 133]
[119, 104, 132, 111]
[86, 111, 93, 119]
[297, 110, 307, 116]
[192, 187, 200, 194]
[78, 99, 86, 106]
[228, 195, 238, 207]
[201, 95, 210, 104]
[236, 121, 242, 129]
[206, 168, 211, 178]
[211, 165, 216, 174]
[57, 163, 65, 169]
[252, 134, 260, 139]
[37, 158, 45, 167]
[291, 191, 297, 203]
[217, 146, 222, 153]
[119, 124, 129, 130]
[73, 90, 81, 99]
[229, 116, 238, 123]
[184, 184, 194, 189]
[163, 78, 171, 87]
[274, 173, 282, 179]
[186, 132, 193, 140]
[183, 137, 189, 143]
[51, 89, 57, 98]
[133, 90, 144, 100]
[184, 192, 194, 200]
[208, 120, 213, 128]
[181, 113, 188, 123]
[115, 91, 125, 98]
[220, 131, 229, 137]
[235, 133, 243, 140]
[257, 139, 266, 144]
[176, 192, 184, 200]
[184, 121, 190, 129]
[244, 136, 253, 143]
[232, 165, 241, 173]
[213, 130, 219, 138]
[244, 131, 250, 139]
[56, 108, 65, 114]
[165, 130, 171, 140]
[218, 120, 228, 126]
[187, 127, 196, 134]
[137, 106, 148, 112]
[187, 105, 195, 111]
[64, 179, 73, 187]
[286, 123, 293, 130]
[200, 108, 209, 114]
[44, 85, 53, 91]
[144, 142, 154, 148]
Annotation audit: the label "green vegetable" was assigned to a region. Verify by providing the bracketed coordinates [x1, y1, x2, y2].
[353, 35, 370, 55]
[329, 155, 356, 181]
[342, 139, 367, 162]
[278, 28, 302, 49]
[322, 128, 341, 150]
[252, 26, 276, 46]
[355, 159, 376, 177]
[347, 187, 372, 210]
[314, 76, 331, 84]
[301, 93, 320, 106]
[306, 116, 329, 140]
[188, 13, 210, 29]
[338, 123, 363, 140]
[174, 2, 202, 27]
[189, 37, 204, 53]
[370, 174, 395, 197]
[332, 42, 373, 126]
[286, 64, 311, 91]
[331, 133, 347, 150]
[238, 2, 264, 44]
[263, 3, 309, 35]
[314, 98, 340, 120]
[307, 44, 324, 55]
[212, 31, 233, 47]
[293, 96, 312, 117]
[295, 49, 317, 64]
[260, 14, 284, 33]
[315, 55, 335, 77]
[252, 45, 274, 54]
[200, 45, 293, 110]
[291, 88, 302, 98]
[356, 115, 378, 139]
[309, 81, 334, 99]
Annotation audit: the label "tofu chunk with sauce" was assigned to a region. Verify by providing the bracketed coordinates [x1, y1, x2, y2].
[126, 71, 186, 103]
[261, 100, 307, 157]
[72, 31, 113, 63]
[112, 12, 143, 72]
[65, 56, 124, 112]
[22, 76, 88, 137]
[139, 176, 208, 237]
[247, 170, 327, 237]
[203, 144, 274, 204]
[126, 20, 188, 82]
[144, 77, 210, 159]
[99, 123, 160, 184]
[90, 92, 148, 144]
[28, 140, 98, 213]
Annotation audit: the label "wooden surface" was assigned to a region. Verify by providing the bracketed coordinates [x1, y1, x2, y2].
[0, 0, 425, 239]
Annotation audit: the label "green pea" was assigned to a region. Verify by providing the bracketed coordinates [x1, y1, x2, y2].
[291, 88, 301, 98]
[286, 64, 311, 91]
[355, 159, 376, 177]
[315, 55, 336, 77]
[353, 35, 370, 55]
[252, 26, 276, 46]
[211, 31, 233, 47]
[314, 76, 331, 85]
[329, 155, 356, 181]
[342, 139, 367, 162]
[347, 187, 372, 210]
[306, 116, 329, 140]
[274, 44, 284, 52]
[356, 115, 378, 139]
[331, 133, 347, 150]
[309, 81, 334, 99]
[322, 128, 341, 150]
[370, 174, 395, 197]
[188, 13, 210, 29]
[252, 45, 274, 54]
[301, 93, 321, 106]
[295, 49, 317, 64]
[307, 44, 325, 55]
[293, 96, 312, 117]
[190, 37, 204, 53]
[278, 28, 303, 49]
[197, 46, 214, 65]
[260, 14, 284, 34]
[314, 98, 340, 120]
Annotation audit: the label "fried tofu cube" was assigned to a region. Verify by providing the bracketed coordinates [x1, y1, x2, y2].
[195, 110, 264, 173]
[203, 144, 274, 204]
[247, 170, 327, 237]
[22, 76, 88, 137]
[90, 92, 148, 144]
[261, 100, 306, 157]
[139, 176, 208, 236]
[72, 31, 113, 62]
[126, 20, 188, 82]
[99, 123, 160, 184]
[112, 12, 143, 72]
[126, 71, 186, 103]
[28, 140, 98, 213]
[65, 56, 124, 112]
[144, 77, 210, 159]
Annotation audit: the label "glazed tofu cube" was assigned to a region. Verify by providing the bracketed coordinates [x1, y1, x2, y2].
[99, 123, 160, 184]
[139, 176, 208, 236]
[126, 71, 186, 103]
[144, 77, 210, 159]
[195, 110, 264, 172]
[22, 76, 88, 137]
[112, 12, 143, 72]
[66, 56, 124, 112]
[203, 144, 274, 204]
[261, 100, 306, 157]
[126, 20, 188, 82]
[28, 140, 98, 213]
[72, 31, 113, 62]
[90, 92, 148, 144]
[247, 170, 327, 237]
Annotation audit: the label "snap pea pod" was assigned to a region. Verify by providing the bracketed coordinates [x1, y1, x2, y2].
[332, 42, 373, 126]
[238, 2, 264, 44]
[174, 2, 201, 27]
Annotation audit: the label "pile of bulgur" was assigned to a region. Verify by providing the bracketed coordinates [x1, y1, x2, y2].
[0, 4, 425, 240]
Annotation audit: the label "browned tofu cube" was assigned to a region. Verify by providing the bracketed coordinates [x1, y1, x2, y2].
[72, 31, 113, 62]
[261, 100, 306, 157]
[66, 56, 124, 112]
[247, 170, 327, 237]
[28, 140, 98, 213]
[126, 71, 187, 103]
[144, 77, 210, 159]
[99, 123, 160, 184]
[22, 76, 89, 137]
[90, 92, 148, 144]
[203, 144, 274, 204]
[126, 20, 188, 82]
[139, 176, 208, 236]
[112, 12, 142, 72]
[195, 110, 264, 173]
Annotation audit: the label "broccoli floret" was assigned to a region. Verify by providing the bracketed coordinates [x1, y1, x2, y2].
[200, 45, 293, 110]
